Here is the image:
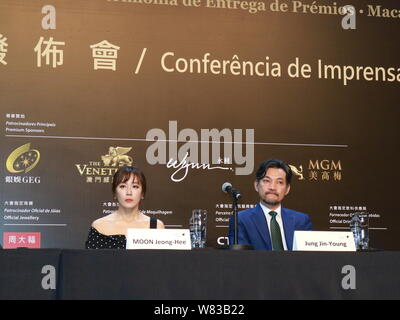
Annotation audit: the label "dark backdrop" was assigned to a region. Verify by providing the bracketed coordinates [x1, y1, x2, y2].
[1, 0, 399, 249]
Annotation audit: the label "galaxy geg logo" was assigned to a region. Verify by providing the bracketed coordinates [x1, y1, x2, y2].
[5, 143, 41, 184]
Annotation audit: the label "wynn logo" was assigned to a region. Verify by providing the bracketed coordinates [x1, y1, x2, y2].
[75, 146, 134, 184]
[146, 121, 254, 182]
[6, 143, 40, 173]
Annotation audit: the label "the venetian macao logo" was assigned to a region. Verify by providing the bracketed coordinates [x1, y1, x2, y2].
[101, 147, 133, 167]
[6, 143, 40, 173]
[75, 146, 134, 184]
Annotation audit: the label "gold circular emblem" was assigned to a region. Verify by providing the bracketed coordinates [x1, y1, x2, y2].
[6, 143, 40, 173]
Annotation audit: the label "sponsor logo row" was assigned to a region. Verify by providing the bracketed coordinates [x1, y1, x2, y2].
[5, 142, 343, 184]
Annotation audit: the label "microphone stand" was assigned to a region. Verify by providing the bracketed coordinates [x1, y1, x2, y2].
[228, 195, 252, 250]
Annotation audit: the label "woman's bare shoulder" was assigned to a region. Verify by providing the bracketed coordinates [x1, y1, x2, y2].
[91, 213, 117, 233]
[157, 219, 165, 229]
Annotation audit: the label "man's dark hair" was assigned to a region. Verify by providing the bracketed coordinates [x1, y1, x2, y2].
[255, 159, 292, 184]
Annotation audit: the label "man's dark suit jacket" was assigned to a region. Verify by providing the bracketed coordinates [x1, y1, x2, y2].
[228, 203, 313, 250]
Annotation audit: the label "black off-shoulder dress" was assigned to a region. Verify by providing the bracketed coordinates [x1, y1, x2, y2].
[85, 216, 157, 249]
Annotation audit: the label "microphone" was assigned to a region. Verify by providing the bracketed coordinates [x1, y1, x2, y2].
[222, 182, 242, 200]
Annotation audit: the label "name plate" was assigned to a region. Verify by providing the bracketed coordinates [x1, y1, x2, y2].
[293, 231, 356, 252]
[126, 228, 191, 250]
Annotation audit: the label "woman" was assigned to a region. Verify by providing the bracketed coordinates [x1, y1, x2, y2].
[85, 166, 165, 249]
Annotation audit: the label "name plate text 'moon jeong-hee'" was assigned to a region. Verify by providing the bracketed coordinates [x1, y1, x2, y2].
[126, 229, 191, 250]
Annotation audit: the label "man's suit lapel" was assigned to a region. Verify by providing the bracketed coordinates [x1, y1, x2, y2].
[282, 208, 295, 250]
[251, 203, 272, 250]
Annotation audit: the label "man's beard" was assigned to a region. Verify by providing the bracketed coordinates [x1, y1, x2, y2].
[261, 198, 280, 207]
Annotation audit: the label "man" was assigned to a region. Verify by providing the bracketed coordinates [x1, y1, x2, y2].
[228, 158, 312, 250]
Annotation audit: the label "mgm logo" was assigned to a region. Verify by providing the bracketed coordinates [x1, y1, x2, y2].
[290, 160, 342, 182]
